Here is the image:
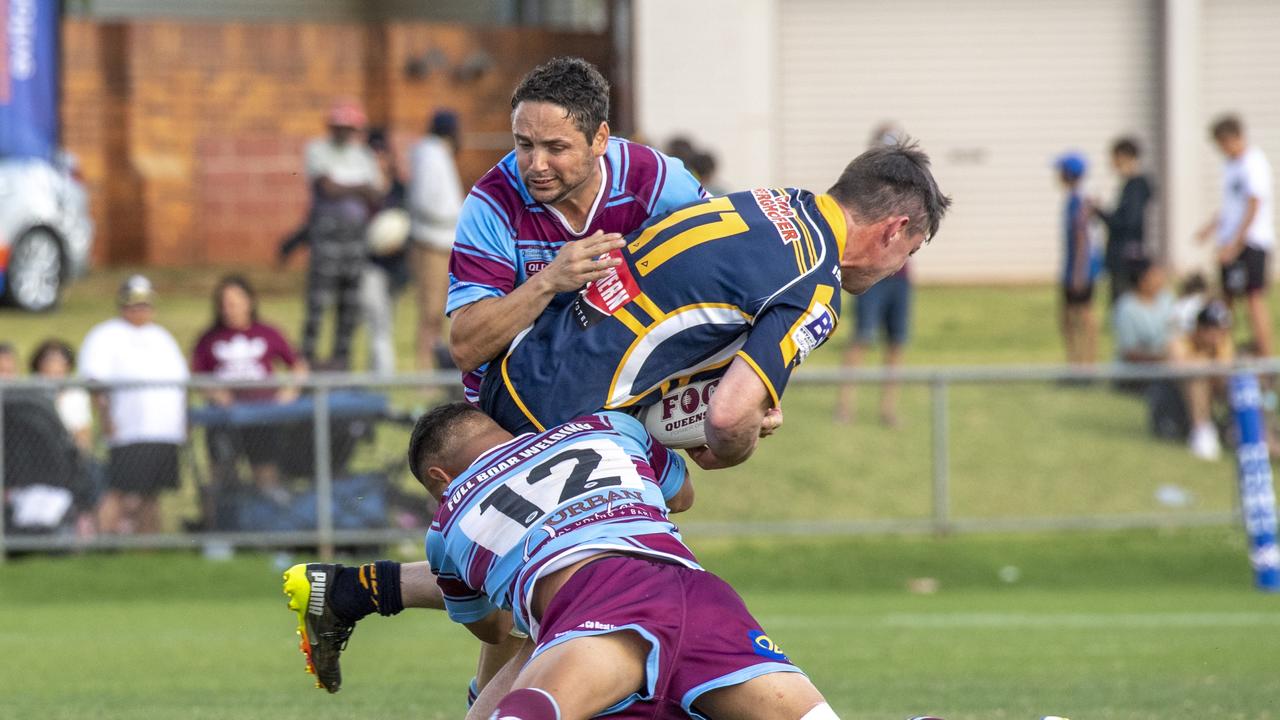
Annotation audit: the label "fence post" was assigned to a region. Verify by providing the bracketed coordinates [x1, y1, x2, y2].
[930, 377, 951, 535]
[313, 386, 335, 561]
[0, 385, 7, 563]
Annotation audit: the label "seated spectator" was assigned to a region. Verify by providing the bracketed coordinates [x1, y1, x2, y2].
[1172, 299, 1235, 461]
[27, 338, 98, 537]
[1113, 260, 1174, 367]
[1171, 272, 1209, 337]
[192, 275, 309, 511]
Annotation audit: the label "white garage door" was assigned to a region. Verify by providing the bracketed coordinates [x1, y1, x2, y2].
[777, 0, 1160, 282]
[1200, 0, 1280, 244]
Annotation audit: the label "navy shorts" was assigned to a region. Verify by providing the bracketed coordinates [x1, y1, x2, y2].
[852, 273, 911, 345]
[533, 555, 802, 719]
[1221, 245, 1269, 297]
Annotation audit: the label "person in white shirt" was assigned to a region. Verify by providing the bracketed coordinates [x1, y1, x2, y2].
[1198, 114, 1275, 357]
[407, 109, 464, 372]
[78, 275, 189, 534]
[300, 99, 386, 369]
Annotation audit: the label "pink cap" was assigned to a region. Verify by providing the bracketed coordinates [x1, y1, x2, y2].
[327, 99, 367, 129]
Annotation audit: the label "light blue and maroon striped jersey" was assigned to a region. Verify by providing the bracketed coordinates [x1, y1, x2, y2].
[425, 411, 693, 640]
[446, 137, 706, 402]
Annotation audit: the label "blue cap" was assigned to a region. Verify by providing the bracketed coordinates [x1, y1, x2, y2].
[429, 109, 459, 138]
[1055, 152, 1087, 179]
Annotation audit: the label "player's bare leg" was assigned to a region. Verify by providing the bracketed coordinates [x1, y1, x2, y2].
[468, 638, 535, 720]
[489, 631, 649, 720]
[694, 671, 832, 720]
[834, 342, 867, 423]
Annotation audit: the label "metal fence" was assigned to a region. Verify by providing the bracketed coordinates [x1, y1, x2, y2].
[2, 360, 1272, 561]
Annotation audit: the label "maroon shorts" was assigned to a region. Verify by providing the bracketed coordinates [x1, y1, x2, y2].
[532, 555, 802, 719]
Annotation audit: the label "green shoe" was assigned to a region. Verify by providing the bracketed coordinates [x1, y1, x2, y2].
[283, 563, 354, 693]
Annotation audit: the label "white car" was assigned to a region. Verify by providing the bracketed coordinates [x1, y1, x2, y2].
[0, 152, 94, 311]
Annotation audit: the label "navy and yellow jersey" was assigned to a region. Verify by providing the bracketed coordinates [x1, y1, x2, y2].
[479, 188, 848, 434]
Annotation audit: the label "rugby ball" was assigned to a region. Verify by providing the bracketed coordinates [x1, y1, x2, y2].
[640, 378, 720, 449]
[365, 207, 410, 256]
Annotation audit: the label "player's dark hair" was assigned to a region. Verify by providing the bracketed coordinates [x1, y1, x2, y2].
[1112, 137, 1140, 159]
[511, 57, 610, 143]
[1211, 114, 1243, 140]
[407, 402, 489, 482]
[827, 139, 952, 242]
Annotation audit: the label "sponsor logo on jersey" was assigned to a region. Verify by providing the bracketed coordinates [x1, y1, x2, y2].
[525, 260, 549, 275]
[573, 249, 640, 329]
[748, 630, 788, 661]
[750, 188, 802, 245]
[790, 307, 836, 363]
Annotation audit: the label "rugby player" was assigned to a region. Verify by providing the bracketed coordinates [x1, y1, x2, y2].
[447, 56, 706, 404]
[482, 141, 951, 469]
[421, 402, 835, 720]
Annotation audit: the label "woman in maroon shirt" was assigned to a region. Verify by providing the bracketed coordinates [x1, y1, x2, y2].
[192, 275, 309, 512]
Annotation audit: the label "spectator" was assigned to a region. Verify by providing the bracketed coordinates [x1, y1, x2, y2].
[835, 121, 913, 427]
[0, 342, 17, 378]
[1172, 299, 1235, 461]
[1197, 114, 1274, 358]
[30, 339, 93, 452]
[28, 338, 98, 537]
[361, 128, 412, 376]
[301, 98, 385, 370]
[78, 275, 189, 534]
[1094, 137, 1154, 304]
[1171, 272, 1209, 337]
[1113, 260, 1174, 366]
[192, 275, 308, 512]
[407, 109, 463, 373]
[688, 150, 728, 196]
[1056, 152, 1102, 366]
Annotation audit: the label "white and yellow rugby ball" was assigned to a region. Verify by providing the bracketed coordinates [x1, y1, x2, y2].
[639, 378, 720, 449]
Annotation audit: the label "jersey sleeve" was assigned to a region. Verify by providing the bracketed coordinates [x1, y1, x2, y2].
[446, 192, 519, 315]
[426, 529, 499, 625]
[737, 281, 840, 407]
[647, 152, 708, 217]
[601, 412, 688, 502]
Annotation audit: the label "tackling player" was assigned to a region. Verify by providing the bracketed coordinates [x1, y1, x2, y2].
[482, 141, 951, 468]
[447, 56, 706, 404]
[422, 403, 835, 720]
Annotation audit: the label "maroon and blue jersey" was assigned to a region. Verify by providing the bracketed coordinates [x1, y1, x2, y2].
[425, 411, 693, 639]
[446, 137, 706, 403]
[480, 188, 848, 434]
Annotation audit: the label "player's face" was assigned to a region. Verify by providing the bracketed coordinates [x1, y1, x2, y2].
[512, 101, 608, 208]
[841, 220, 924, 294]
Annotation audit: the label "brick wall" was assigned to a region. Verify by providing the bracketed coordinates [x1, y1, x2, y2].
[61, 19, 611, 267]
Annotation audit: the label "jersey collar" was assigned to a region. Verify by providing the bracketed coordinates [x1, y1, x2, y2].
[815, 194, 848, 258]
[544, 156, 609, 237]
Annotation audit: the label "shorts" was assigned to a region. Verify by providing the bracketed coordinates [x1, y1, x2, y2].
[1062, 282, 1094, 306]
[533, 555, 803, 719]
[206, 424, 285, 468]
[851, 273, 910, 346]
[108, 442, 181, 496]
[1221, 245, 1269, 297]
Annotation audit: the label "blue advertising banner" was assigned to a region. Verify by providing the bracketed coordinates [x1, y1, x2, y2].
[1228, 374, 1280, 592]
[0, 0, 59, 159]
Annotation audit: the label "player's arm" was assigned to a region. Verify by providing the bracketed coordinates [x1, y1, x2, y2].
[449, 230, 626, 372]
[694, 357, 775, 469]
[667, 473, 695, 514]
[461, 607, 515, 645]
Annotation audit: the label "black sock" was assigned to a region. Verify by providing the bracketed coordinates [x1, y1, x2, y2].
[327, 561, 404, 623]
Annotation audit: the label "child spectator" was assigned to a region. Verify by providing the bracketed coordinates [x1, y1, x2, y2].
[1056, 152, 1102, 366]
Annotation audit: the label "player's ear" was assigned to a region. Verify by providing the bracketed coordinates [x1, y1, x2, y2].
[425, 466, 453, 500]
[591, 121, 610, 156]
[880, 216, 909, 246]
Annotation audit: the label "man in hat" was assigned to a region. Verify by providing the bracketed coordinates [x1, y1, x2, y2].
[300, 98, 386, 369]
[78, 275, 189, 533]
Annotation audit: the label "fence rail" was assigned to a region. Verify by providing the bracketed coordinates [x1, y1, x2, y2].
[3, 360, 1271, 561]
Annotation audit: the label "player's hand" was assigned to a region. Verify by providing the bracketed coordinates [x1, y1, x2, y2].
[686, 445, 733, 471]
[536, 231, 625, 294]
[759, 407, 784, 437]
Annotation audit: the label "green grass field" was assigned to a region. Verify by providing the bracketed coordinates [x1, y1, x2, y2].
[2, 528, 1278, 719]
